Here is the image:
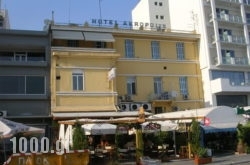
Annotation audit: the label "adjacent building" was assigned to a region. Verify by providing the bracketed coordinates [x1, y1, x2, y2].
[0, 8, 10, 29]
[0, 29, 50, 131]
[132, 0, 250, 107]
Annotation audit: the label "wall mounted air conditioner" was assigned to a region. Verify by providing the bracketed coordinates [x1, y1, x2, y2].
[0, 111, 7, 117]
[142, 103, 152, 112]
[119, 103, 130, 111]
[130, 103, 141, 111]
[124, 95, 133, 102]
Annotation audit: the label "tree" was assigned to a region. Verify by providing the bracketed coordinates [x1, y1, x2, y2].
[72, 122, 88, 150]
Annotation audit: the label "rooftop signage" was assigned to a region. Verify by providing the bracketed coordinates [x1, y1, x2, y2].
[91, 18, 167, 30]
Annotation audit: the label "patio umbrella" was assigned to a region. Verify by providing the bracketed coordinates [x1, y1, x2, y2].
[82, 123, 117, 135]
[0, 118, 44, 138]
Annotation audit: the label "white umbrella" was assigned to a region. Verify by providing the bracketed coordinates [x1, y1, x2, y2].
[0, 118, 44, 138]
[82, 123, 117, 135]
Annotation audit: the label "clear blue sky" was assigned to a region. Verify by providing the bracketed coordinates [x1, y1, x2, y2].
[2, 0, 139, 30]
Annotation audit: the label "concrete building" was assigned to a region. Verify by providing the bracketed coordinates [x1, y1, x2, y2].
[0, 29, 51, 131]
[0, 5, 10, 29]
[132, 0, 250, 107]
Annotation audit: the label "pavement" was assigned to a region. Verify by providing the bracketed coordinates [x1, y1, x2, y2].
[120, 153, 250, 165]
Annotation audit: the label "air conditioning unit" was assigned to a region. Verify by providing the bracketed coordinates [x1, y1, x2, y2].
[124, 95, 133, 102]
[130, 103, 141, 111]
[119, 103, 130, 111]
[142, 103, 152, 112]
[118, 95, 124, 102]
[0, 111, 7, 117]
[183, 94, 188, 100]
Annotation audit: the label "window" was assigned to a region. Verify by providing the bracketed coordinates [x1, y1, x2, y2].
[27, 52, 45, 61]
[179, 77, 188, 95]
[246, 13, 250, 24]
[127, 77, 136, 95]
[14, 52, 27, 61]
[156, 15, 159, 19]
[67, 40, 79, 47]
[125, 39, 134, 58]
[221, 49, 235, 64]
[159, 2, 163, 6]
[176, 42, 185, 60]
[154, 77, 162, 95]
[151, 41, 160, 59]
[154, 2, 158, 5]
[0, 52, 14, 61]
[0, 76, 45, 94]
[96, 41, 106, 48]
[72, 71, 83, 91]
[160, 16, 164, 20]
[212, 70, 245, 86]
[26, 76, 45, 94]
[0, 51, 45, 62]
[219, 28, 232, 41]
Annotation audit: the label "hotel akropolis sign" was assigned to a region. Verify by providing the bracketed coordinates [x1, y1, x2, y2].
[91, 18, 167, 30]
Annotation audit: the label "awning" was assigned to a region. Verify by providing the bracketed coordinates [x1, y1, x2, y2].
[52, 30, 84, 40]
[83, 32, 115, 42]
[201, 123, 237, 133]
[52, 111, 151, 120]
[152, 106, 245, 133]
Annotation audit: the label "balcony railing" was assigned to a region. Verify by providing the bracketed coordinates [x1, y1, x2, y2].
[219, 35, 245, 44]
[218, 0, 240, 4]
[222, 56, 249, 65]
[217, 13, 242, 24]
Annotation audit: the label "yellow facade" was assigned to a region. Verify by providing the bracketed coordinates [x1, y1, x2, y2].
[51, 35, 119, 113]
[113, 32, 203, 113]
[50, 25, 203, 116]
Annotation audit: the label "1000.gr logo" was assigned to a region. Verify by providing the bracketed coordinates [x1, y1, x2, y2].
[10, 137, 69, 155]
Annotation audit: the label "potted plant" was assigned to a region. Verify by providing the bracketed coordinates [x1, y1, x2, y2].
[194, 147, 212, 165]
[190, 119, 212, 165]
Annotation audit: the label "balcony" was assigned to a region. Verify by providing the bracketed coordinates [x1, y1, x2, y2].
[219, 35, 245, 45]
[211, 78, 250, 93]
[217, 13, 242, 25]
[222, 56, 249, 66]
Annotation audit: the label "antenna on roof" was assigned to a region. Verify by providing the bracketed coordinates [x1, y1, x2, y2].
[68, 0, 71, 23]
[99, 0, 102, 20]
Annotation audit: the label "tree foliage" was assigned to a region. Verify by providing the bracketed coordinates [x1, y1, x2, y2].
[72, 122, 88, 150]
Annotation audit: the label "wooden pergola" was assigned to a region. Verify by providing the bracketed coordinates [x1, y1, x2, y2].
[58, 108, 205, 162]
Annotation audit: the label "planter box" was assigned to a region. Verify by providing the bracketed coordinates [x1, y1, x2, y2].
[194, 157, 212, 165]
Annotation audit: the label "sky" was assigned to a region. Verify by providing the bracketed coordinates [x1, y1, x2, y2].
[2, 0, 139, 30]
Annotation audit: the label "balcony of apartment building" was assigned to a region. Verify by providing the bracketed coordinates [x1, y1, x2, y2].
[214, 13, 242, 26]
[0, 51, 48, 67]
[211, 78, 250, 93]
[216, 0, 240, 7]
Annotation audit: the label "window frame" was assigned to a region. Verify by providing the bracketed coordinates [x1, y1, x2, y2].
[179, 77, 188, 95]
[72, 70, 84, 91]
[151, 41, 160, 59]
[176, 42, 185, 60]
[126, 76, 136, 95]
[125, 39, 135, 58]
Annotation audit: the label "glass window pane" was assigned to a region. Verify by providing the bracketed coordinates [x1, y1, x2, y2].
[26, 76, 45, 94]
[27, 52, 45, 61]
[0, 76, 25, 94]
